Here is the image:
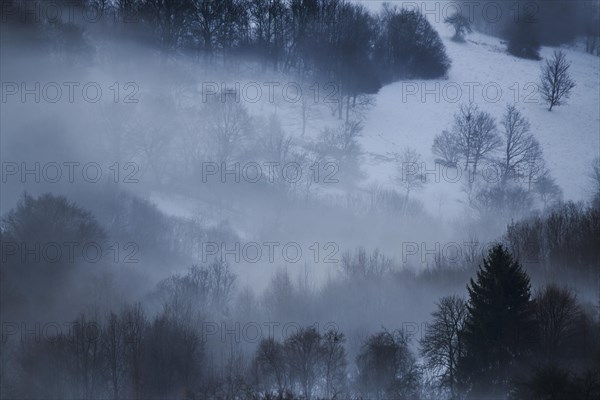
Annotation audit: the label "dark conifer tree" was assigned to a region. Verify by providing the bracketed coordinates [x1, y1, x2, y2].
[459, 245, 536, 396]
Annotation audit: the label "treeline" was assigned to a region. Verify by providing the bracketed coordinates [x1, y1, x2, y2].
[505, 200, 600, 283]
[98, 94, 368, 194]
[0, 191, 239, 322]
[2, 192, 599, 399]
[2, 0, 450, 90]
[3, 245, 599, 399]
[458, 0, 600, 58]
[422, 245, 600, 399]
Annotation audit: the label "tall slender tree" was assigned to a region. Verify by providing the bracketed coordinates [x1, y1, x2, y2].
[421, 295, 467, 399]
[540, 50, 576, 111]
[500, 104, 533, 184]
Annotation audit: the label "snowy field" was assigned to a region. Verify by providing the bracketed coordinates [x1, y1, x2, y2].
[151, 23, 600, 227]
[361, 27, 600, 220]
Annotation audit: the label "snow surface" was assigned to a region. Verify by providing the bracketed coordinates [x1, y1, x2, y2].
[145, 11, 600, 291]
[360, 26, 600, 220]
[151, 18, 600, 224]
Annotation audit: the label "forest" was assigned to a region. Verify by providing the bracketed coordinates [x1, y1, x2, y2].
[1, 1, 599, 399]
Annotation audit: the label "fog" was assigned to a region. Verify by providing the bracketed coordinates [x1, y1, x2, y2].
[1, 1, 599, 399]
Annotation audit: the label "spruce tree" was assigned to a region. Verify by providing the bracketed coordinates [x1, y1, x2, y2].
[459, 245, 535, 396]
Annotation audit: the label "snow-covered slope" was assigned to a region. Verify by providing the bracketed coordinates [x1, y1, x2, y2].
[360, 27, 600, 220]
[149, 11, 599, 233]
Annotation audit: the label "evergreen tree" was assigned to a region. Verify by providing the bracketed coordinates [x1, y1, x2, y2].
[459, 245, 536, 397]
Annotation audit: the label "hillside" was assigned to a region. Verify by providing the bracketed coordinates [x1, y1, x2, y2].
[361, 26, 600, 221]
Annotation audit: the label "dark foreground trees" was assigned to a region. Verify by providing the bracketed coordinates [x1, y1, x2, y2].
[356, 330, 421, 399]
[504, 201, 600, 281]
[0, 193, 107, 321]
[458, 245, 536, 396]
[513, 284, 600, 400]
[3, 0, 451, 103]
[421, 296, 467, 399]
[253, 326, 348, 400]
[2, 193, 600, 399]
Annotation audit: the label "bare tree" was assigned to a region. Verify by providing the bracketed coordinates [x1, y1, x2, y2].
[394, 147, 426, 201]
[254, 338, 289, 396]
[589, 156, 600, 201]
[102, 312, 126, 400]
[122, 303, 146, 399]
[500, 104, 533, 184]
[452, 103, 478, 170]
[444, 12, 472, 42]
[534, 174, 562, 209]
[141, 0, 195, 50]
[157, 261, 236, 320]
[340, 248, 392, 280]
[177, 104, 211, 179]
[470, 109, 501, 179]
[316, 120, 364, 187]
[70, 313, 103, 399]
[522, 138, 547, 191]
[142, 311, 201, 398]
[219, 343, 250, 399]
[248, 0, 287, 70]
[540, 50, 576, 111]
[124, 101, 175, 186]
[432, 130, 460, 167]
[284, 327, 323, 400]
[356, 330, 420, 400]
[262, 268, 296, 321]
[258, 114, 296, 192]
[322, 329, 348, 398]
[420, 296, 467, 399]
[299, 94, 318, 138]
[452, 103, 501, 179]
[190, 0, 225, 55]
[203, 94, 253, 164]
[206, 258, 237, 316]
[472, 183, 534, 223]
[534, 285, 583, 365]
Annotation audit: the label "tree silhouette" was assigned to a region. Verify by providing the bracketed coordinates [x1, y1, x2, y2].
[356, 330, 420, 399]
[507, 10, 541, 60]
[459, 245, 536, 396]
[420, 295, 467, 399]
[540, 50, 576, 111]
[444, 12, 472, 42]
